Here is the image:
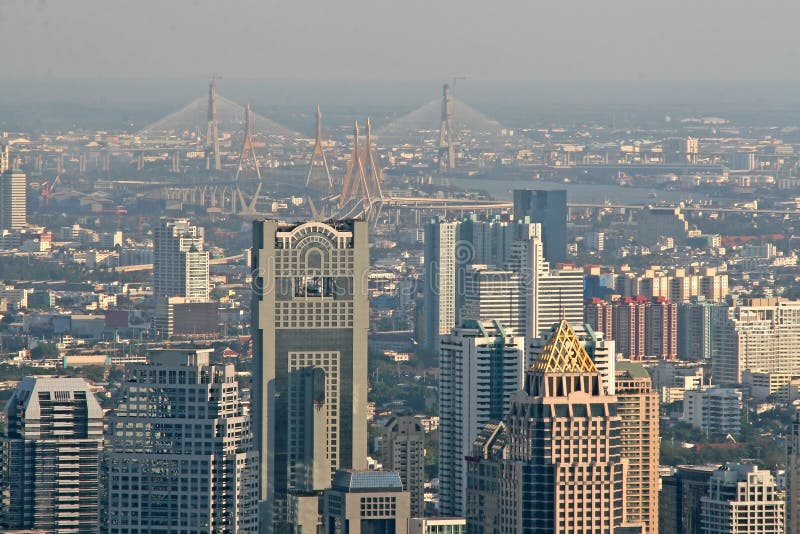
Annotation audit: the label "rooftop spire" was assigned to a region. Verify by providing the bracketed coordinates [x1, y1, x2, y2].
[532, 318, 598, 374]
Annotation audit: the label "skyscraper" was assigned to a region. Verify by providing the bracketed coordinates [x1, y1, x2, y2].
[1, 169, 27, 230]
[439, 320, 524, 517]
[103, 348, 259, 533]
[711, 298, 800, 384]
[615, 361, 660, 534]
[659, 465, 717, 534]
[323, 470, 410, 534]
[422, 219, 459, 355]
[788, 409, 800, 534]
[153, 218, 209, 303]
[466, 319, 625, 533]
[252, 220, 369, 531]
[700, 464, 784, 534]
[461, 265, 522, 336]
[1, 377, 103, 533]
[381, 416, 426, 518]
[512, 189, 567, 263]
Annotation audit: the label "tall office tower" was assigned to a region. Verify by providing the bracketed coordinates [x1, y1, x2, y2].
[1, 377, 103, 533]
[711, 298, 800, 384]
[0, 143, 8, 172]
[616, 362, 660, 534]
[585, 297, 614, 340]
[153, 218, 209, 302]
[535, 266, 585, 337]
[700, 464, 784, 534]
[252, 220, 369, 531]
[461, 265, 522, 335]
[789, 409, 800, 534]
[422, 219, 459, 355]
[0, 169, 27, 230]
[659, 465, 718, 534]
[645, 296, 678, 360]
[438, 320, 524, 517]
[323, 470, 410, 534]
[466, 318, 625, 534]
[512, 189, 567, 263]
[678, 297, 720, 361]
[381, 416, 425, 518]
[103, 348, 258, 533]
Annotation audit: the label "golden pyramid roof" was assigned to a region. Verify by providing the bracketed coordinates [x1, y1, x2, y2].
[532, 318, 599, 374]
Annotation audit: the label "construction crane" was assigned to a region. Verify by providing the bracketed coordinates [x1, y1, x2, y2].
[39, 174, 61, 205]
[102, 206, 128, 228]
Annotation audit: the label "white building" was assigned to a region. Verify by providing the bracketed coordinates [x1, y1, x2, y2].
[438, 320, 524, 517]
[682, 386, 742, 437]
[1, 377, 103, 532]
[461, 265, 522, 336]
[422, 219, 458, 354]
[104, 348, 259, 533]
[701, 463, 784, 534]
[712, 298, 800, 384]
[153, 218, 209, 302]
[0, 169, 26, 230]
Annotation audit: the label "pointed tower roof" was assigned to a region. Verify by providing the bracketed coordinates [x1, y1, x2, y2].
[532, 318, 598, 374]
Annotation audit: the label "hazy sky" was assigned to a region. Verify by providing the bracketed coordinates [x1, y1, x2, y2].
[2, 0, 799, 82]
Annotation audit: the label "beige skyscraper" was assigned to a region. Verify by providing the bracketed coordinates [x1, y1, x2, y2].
[252, 220, 369, 532]
[467, 318, 625, 533]
[616, 361, 660, 534]
[382, 416, 426, 518]
[701, 463, 783, 534]
[1, 169, 26, 230]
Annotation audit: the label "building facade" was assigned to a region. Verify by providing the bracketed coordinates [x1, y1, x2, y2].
[323, 470, 410, 534]
[700, 464, 784, 534]
[381, 416, 426, 518]
[439, 320, 524, 517]
[512, 189, 567, 263]
[681, 387, 742, 437]
[1, 377, 103, 533]
[103, 348, 259, 533]
[1, 169, 26, 230]
[252, 220, 369, 531]
[466, 319, 625, 534]
[153, 218, 209, 303]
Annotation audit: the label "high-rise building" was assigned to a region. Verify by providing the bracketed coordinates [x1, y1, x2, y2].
[438, 320, 524, 517]
[585, 297, 614, 341]
[603, 296, 678, 360]
[678, 298, 721, 361]
[711, 298, 800, 384]
[461, 265, 522, 335]
[466, 319, 625, 533]
[381, 416, 425, 518]
[645, 296, 678, 360]
[1, 169, 26, 230]
[788, 409, 800, 534]
[252, 220, 369, 531]
[615, 361, 660, 534]
[153, 218, 209, 303]
[700, 463, 784, 534]
[659, 465, 718, 534]
[1, 377, 103, 533]
[512, 189, 567, 263]
[103, 348, 258, 533]
[535, 266, 585, 337]
[422, 219, 459, 355]
[322, 470, 410, 534]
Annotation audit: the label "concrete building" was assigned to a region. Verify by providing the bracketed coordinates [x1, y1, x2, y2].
[252, 220, 369, 531]
[711, 298, 800, 384]
[438, 320, 524, 517]
[153, 218, 209, 303]
[323, 470, 410, 534]
[616, 362, 660, 534]
[466, 319, 625, 534]
[461, 265, 521, 336]
[742, 370, 793, 402]
[409, 517, 466, 534]
[636, 207, 690, 247]
[535, 266, 584, 337]
[659, 465, 717, 534]
[381, 416, 425, 518]
[789, 409, 800, 534]
[422, 219, 459, 355]
[0, 377, 103, 533]
[681, 387, 742, 437]
[678, 298, 722, 361]
[700, 464, 784, 534]
[1, 169, 27, 230]
[512, 189, 567, 263]
[646, 360, 704, 404]
[585, 297, 614, 341]
[103, 348, 259, 533]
